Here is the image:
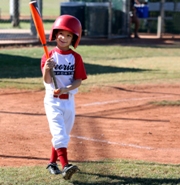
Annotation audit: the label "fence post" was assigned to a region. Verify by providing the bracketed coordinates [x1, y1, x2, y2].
[12, 0, 20, 27]
[30, 0, 43, 36]
[157, 16, 161, 38]
[108, 0, 112, 39]
[127, 0, 131, 38]
[37, 0, 43, 18]
[159, 0, 165, 37]
[10, 0, 13, 21]
[30, 0, 37, 36]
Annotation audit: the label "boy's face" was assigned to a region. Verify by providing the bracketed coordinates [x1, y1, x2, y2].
[55, 29, 73, 50]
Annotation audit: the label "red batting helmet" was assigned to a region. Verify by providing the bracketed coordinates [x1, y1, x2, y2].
[49, 14, 82, 49]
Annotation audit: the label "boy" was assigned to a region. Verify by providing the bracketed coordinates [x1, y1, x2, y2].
[41, 15, 87, 180]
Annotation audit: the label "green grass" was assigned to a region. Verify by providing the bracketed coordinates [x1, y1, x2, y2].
[76, 45, 180, 87]
[0, 45, 180, 90]
[150, 100, 180, 106]
[0, 160, 180, 185]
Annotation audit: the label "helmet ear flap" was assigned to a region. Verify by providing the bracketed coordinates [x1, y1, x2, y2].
[71, 35, 78, 48]
[52, 29, 58, 40]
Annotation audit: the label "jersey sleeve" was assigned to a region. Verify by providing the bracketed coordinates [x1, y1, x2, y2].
[73, 52, 87, 80]
[40, 54, 46, 74]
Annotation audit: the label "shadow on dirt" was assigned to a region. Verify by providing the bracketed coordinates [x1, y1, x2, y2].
[111, 86, 180, 96]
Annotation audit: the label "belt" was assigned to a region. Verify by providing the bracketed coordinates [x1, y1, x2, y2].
[54, 94, 69, 99]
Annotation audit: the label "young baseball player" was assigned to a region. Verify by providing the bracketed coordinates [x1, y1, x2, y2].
[41, 15, 87, 180]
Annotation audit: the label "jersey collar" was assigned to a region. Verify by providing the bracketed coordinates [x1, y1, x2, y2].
[55, 47, 73, 54]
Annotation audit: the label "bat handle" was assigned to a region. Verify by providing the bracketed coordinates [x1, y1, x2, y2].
[50, 69, 58, 89]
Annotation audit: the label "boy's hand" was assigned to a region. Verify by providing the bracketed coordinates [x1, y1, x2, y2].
[53, 89, 61, 97]
[53, 88, 68, 96]
[44, 58, 56, 70]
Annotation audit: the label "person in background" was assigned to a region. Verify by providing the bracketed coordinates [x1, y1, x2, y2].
[130, 0, 140, 38]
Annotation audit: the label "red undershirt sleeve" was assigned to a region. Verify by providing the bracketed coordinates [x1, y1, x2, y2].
[73, 53, 87, 80]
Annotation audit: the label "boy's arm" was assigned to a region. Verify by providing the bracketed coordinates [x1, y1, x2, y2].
[43, 58, 56, 84]
[56, 79, 82, 95]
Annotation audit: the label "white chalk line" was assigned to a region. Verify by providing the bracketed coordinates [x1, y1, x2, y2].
[75, 95, 180, 151]
[78, 95, 173, 107]
[70, 135, 153, 150]
[70, 135, 180, 151]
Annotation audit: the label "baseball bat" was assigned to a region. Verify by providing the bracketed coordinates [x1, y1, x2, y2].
[29, 1, 58, 89]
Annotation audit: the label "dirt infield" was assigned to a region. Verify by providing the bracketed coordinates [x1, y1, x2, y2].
[0, 84, 180, 167]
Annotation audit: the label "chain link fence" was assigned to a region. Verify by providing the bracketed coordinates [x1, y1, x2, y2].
[139, 0, 180, 37]
[0, 0, 180, 45]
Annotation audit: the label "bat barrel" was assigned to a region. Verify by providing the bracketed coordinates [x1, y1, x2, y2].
[29, 1, 46, 46]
